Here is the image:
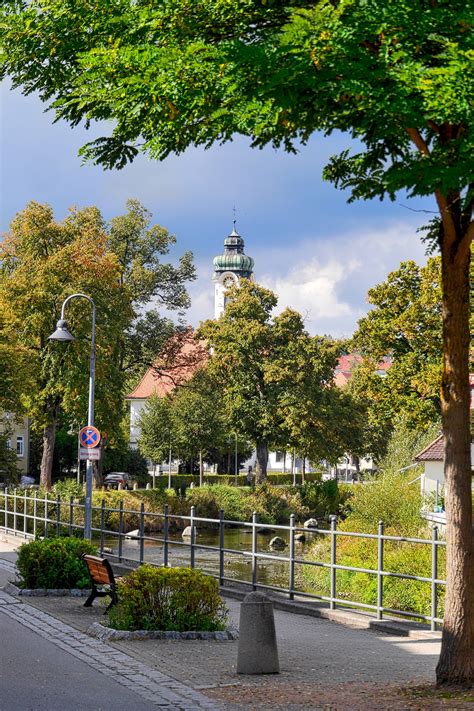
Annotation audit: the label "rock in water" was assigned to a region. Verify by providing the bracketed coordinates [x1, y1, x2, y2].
[269, 536, 287, 550]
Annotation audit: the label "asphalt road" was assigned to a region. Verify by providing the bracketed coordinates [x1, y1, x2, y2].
[0, 614, 154, 711]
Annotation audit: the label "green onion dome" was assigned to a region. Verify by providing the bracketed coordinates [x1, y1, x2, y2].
[213, 226, 254, 278]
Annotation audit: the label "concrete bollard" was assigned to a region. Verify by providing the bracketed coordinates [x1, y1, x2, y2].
[237, 591, 279, 674]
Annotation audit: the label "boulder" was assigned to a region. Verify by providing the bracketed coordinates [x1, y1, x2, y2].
[125, 529, 140, 539]
[269, 536, 287, 550]
[182, 525, 198, 538]
[303, 518, 319, 529]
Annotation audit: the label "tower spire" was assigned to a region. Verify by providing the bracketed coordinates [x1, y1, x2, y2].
[231, 206, 238, 236]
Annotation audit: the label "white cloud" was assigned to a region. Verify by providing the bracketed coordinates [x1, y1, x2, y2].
[261, 259, 356, 319]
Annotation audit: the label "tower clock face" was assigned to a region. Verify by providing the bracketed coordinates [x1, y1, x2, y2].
[222, 273, 237, 287]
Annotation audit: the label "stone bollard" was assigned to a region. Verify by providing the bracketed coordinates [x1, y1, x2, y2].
[237, 591, 279, 674]
[146, 483, 151, 490]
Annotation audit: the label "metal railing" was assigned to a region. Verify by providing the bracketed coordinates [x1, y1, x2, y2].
[1, 488, 445, 631]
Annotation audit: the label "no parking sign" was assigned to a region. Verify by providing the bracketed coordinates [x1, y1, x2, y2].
[79, 426, 101, 449]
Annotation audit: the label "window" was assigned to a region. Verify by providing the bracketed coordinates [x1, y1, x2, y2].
[275, 451, 284, 463]
[16, 436, 24, 457]
[6, 439, 12, 450]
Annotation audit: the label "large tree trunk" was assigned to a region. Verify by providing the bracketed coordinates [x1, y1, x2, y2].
[40, 421, 56, 491]
[255, 440, 268, 482]
[435, 209, 473, 686]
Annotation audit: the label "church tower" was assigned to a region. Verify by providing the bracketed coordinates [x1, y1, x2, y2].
[213, 223, 254, 318]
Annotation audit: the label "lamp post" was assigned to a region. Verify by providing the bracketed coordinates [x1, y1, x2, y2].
[48, 293, 96, 540]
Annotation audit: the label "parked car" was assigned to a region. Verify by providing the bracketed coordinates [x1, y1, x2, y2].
[103, 472, 130, 490]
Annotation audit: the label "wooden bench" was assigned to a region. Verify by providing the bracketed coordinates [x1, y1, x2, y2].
[82, 555, 119, 612]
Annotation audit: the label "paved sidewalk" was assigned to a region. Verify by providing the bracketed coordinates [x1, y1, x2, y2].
[0, 541, 472, 710]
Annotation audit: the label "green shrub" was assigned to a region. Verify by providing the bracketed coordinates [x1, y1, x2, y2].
[16, 537, 96, 589]
[297, 480, 353, 520]
[341, 471, 424, 534]
[184, 482, 308, 524]
[107, 565, 228, 632]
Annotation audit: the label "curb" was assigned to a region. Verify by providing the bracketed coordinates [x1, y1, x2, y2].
[87, 621, 239, 642]
[4, 581, 91, 597]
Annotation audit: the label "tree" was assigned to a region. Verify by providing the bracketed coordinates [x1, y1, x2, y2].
[0, 200, 194, 490]
[171, 369, 228, 483]
[198, 281, 353, 480]
[1, 0, 472, 685]
[347, 258, 444, 461]
[0, 202, 124, 489]
[138, 395, 176, 471]
[107, 199, 195, 384]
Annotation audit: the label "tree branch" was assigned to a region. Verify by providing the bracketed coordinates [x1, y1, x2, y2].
[406, 127, 430, 156]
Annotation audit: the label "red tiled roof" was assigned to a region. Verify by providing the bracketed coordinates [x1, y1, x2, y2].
[334, 353, 392, 384]
[415, 434, 444, 462]
[126, 333, 208, 400]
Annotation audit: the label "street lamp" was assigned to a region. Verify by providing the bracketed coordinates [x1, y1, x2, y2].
[48, 293, 96, 540]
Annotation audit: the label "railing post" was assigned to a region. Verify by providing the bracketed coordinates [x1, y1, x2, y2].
[13, 488, 17, 533]
[33, 490, 37, 538]
[219, 508, 225, 586]
[44, 492, 49, 538]
[139, 502, 145, 564]
[23, 490, 27, 535]
[4, 488, 7, 530]
[289, 513, 295, 600]
[69, 496, 74, 536]
[377, 520, 384, 620]
[190, 506, 195, 569]
[118, 500, 124, 563]
[330, 514, 337, 610]
[251, 511, 257, 590]
[56, 495, 61, 537]
[431, 526, 438, 631]
[100, 499, 106, 555]
[163, 503, 169, 567]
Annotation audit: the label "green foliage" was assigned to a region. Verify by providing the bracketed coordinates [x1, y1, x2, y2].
[349, 259, 443, 455]
[0, 199, 194, 489]
[298, 480, 353, 521]
[178, 483, 308, 524]
[304, 531, 446, 619]
[198, 281, 360, 478]
[107, 565, 228, 632]
[0, 421, 20, 486]
[342, 473, 424, 536]
[3, 0, 471, 204]
[339, 418, 441, 534]
[16, 537, 96, 590]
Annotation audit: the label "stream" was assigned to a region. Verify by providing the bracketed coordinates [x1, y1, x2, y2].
[104, 526, 323, 592]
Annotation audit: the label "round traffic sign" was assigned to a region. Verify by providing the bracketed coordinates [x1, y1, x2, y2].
[79, 426, 101, 449]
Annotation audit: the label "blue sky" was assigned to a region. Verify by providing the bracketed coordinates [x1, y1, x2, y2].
[1, 82, 433, 336]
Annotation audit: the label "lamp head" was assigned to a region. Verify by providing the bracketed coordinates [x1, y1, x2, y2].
[48, 319, 75, 342]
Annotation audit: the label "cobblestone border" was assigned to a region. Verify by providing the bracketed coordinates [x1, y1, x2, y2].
[88, 621, 239, 642]
[4, 581, 91, 597]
